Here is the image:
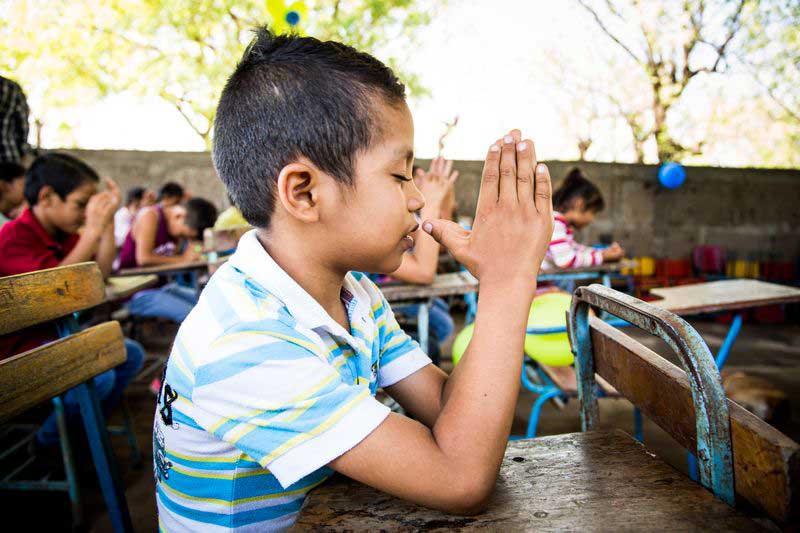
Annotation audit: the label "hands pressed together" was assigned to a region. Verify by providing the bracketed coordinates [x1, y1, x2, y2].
[422, 129, 554, 297]
[85, 178, 122, 234]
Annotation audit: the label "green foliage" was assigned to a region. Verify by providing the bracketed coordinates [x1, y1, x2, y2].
[0, 0, 434, 148]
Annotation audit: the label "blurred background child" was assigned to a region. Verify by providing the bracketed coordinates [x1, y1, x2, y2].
[544, 168, 624, 270]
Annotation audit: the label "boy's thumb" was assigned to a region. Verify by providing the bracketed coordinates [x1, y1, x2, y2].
[422, 219, 469, 251]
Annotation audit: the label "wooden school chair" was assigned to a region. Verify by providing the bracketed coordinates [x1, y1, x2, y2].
[295, 284, 798, 529]
[0, 262, 134, 532]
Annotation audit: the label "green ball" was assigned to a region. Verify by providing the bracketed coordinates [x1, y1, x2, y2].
[451, 322, 474, 366]
[451, 291, 574, 367]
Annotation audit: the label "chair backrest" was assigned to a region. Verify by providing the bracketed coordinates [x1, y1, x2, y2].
[0, 262, 126, 423]
[569, 284, 799, 525]
[0, 262, 106, 335]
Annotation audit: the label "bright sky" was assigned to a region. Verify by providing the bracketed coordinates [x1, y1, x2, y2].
[36, 0, 779, 165]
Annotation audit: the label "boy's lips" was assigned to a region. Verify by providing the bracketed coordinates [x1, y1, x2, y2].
[401, 223, 419, 250]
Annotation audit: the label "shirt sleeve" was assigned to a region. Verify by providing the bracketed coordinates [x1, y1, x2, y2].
[189, 329, 390, 488]
[548, 219, 603, 269]
[372, 291, 432, 388]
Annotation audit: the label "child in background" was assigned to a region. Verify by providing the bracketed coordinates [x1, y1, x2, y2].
[0, 161, 25, 227]
[390, 158, 459, 364]
[156, 181, 186, 207]
[114, 185, 156, 246]
[0, 153, 144, 450]
[543, 168, 624, 270]
[153, 29, 553, 531]
[117, 197, 217, 322]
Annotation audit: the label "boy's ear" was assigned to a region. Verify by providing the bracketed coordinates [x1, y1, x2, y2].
[275, 161, 322, 224]
[37, 185, 56, 207]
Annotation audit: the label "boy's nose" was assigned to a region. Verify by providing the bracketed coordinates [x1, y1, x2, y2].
[407, 180, 425, 212]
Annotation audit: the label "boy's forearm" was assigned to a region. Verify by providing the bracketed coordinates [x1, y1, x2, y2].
[433, 282, 533, 483]
[59, 227, 103, 268]
[95, 225, 116, 278]
[136, 251, 191, 266]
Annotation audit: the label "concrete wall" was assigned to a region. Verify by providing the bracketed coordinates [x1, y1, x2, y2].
[64, 149, 800, 260]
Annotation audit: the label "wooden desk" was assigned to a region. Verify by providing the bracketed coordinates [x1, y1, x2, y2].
[380, 272, 479, 352]
[114, 259, 224, 278]
[294, 430, 757, 531]
[650, 279, 800, 315]
[380, 272, 479, 303]
[105, 275, 158, 302]
[539, 258, 637, 277]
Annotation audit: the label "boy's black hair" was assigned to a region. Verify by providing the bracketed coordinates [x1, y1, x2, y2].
[125, 186, 147, 206]
[0, 162, 25, 183]
[552, 168, 605, 213]
[158, 181, 185, 201]
[185, 197, 218, 236]
[213, 27, 406, 228]
[24, 153, 99, 206]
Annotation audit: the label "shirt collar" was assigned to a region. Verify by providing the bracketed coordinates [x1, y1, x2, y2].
[229, 230, 360, 338]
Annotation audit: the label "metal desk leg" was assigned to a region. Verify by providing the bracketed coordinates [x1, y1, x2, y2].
[417, 300, 430, 355]
[715, 313, 743, 370]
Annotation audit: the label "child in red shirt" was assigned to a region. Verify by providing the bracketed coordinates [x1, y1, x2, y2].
[0, 153, 144, 448]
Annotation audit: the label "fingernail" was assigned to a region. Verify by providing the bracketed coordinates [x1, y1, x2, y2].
[423, 222, 433, 233]
[489, 145, 500, 152]
[517, 142, 527, 151]
[536, 163, 547, 174]
[503, 135, 514, 144]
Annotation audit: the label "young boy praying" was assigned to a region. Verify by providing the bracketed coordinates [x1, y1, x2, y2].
[153, 29, 554, 531]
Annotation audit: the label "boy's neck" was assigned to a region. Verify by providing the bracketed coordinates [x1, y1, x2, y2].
[31, 204, 59, 238]
[256, 229, 350, 331]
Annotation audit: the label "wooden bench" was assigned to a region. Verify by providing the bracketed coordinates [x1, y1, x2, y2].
[295, 284, 798, 529]
[0, 263, 133, 532]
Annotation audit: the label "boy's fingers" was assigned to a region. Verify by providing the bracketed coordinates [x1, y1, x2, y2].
[534, 163, 553, 214]
[515, 140, 534, 204]
[476, 142, 501, 214]
[443, 159, 453, 179]
[447, 170, 459, 187]
[498, 134, 517, 204]
[422, 218, 469, 254]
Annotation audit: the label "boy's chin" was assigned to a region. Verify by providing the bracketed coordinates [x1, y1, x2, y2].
[362, 251, 405, 276]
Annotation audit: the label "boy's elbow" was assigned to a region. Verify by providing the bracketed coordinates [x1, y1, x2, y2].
[441, 474, 495, 516]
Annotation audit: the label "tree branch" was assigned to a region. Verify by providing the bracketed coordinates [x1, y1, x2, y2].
[709, 0, 746, 72]
[577, 0, 644, 64]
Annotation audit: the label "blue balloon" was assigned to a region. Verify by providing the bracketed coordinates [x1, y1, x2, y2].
[285, 11, 301, 26]
[658, 162, 686, 189]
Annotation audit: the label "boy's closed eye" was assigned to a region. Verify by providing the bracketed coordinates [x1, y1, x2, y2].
[392, 173, 412, 182]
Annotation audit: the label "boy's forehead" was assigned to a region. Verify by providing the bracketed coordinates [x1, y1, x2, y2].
[69, 182, 98, 198]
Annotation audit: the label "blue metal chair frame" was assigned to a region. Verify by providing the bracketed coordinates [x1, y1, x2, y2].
[520, 317, 632, 439]
[0, 314, 134, 532]
[570, 284, 735, 505]
[56, 314, 134, 532]
[685, 312, 743, 480]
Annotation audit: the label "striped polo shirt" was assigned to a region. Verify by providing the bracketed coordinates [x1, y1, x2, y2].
[154, 230, 431, 532]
